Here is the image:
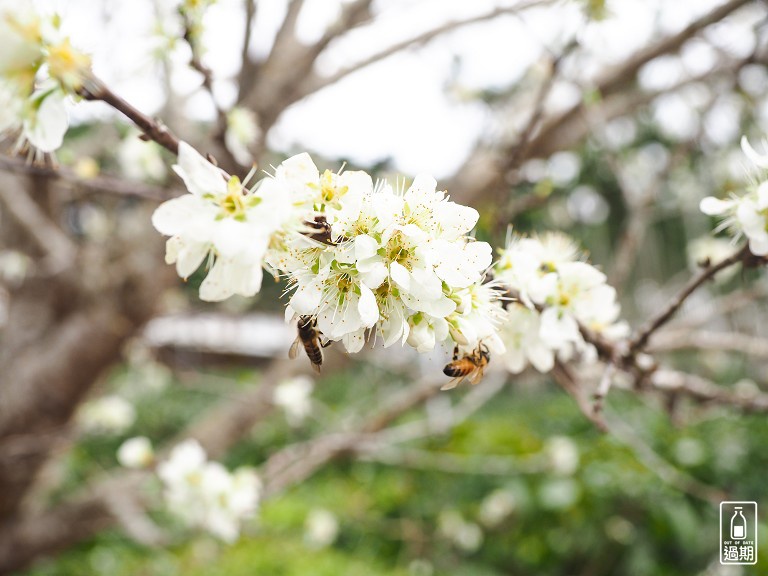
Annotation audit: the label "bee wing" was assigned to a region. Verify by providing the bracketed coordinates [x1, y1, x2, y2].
[289, 336, 302, 359]
[441, 376, 464, 391]
[469, 366, 485, 386]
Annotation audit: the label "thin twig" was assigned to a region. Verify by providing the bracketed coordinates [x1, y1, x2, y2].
[551, 362, 607, 431]
[650, 370, 768, 412]
[237, 0, 258, 96]
[182, 18, 227, 133]
[80, 77, 181, 156]
[592, 361, 617, 415]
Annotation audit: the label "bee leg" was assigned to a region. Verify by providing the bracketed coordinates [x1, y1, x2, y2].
[320, 338, 333, 348]
[452, 345, 459, 361]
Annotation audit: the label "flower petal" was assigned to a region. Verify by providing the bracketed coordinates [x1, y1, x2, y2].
[173, 142, 227, 197]
[699, 197, 734, 216]
[741, 135, 768, 169]
[390, 261, 411, 291]
[152, 195, 210, 236]
[358, 283, 379, 327]
[199, 258, 234, 302]
[25, 92, 68, 152]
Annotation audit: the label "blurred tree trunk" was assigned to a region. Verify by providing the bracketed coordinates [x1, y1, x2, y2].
[0, 172, 170, 523]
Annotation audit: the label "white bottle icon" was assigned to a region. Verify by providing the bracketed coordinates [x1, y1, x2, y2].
[731, 507, 747, 540]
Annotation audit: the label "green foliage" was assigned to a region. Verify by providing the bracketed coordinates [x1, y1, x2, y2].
[24, 362, 768, 576]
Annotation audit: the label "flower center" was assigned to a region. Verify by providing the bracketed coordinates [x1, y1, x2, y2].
[320, 169, 348, 203]
[385, 232, 415, 268]
[220, 176, 248, 219]
[47, 39, 91, 90]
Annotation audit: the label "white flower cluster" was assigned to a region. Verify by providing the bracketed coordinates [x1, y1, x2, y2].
[493, 232, 627, 374]
[157, 439, 261, 542]
[279, 161, 504, 355]
[153, 146, 506, 356]
[700, 136, 768, 256]
[0, 3, 90, 154]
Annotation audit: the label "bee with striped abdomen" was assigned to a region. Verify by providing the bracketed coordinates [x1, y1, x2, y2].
[441, 343, 490, 390]
[289, 315, 330, 372]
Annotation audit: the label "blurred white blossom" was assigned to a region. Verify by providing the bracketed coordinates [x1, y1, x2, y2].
[478, 489, 517, 528]
[0, 3, 90, 154]
[687, 236, 738, 282]
[225, 106, 260, 166]
[0, 250, 31, 285]
[118, 133, 166, 182]
[77, 395, 135, 434]
[438, 510, 483, 553]
[700, 135, 768, 256]
[538, 478, 581, 510]
[117, 436, 154, 469]
[157, 439, 261, 542]
[545, 436, 580, 476]
[273, 376, 314, 425]
[304, 508, 339, 548]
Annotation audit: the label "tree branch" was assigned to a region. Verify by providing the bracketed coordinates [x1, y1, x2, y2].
[0, 155, 174, 202]
[80, 77, 181, 156]
[649, 370, 768, 412]
[0, 173, 76, 273]
[627, 245, 752, 353]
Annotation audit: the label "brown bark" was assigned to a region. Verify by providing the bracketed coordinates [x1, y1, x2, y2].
[0, 173, 170, 525]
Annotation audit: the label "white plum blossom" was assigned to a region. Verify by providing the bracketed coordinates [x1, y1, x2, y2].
[152, 144, 313, 301]
[157, 439, 261, 542]
[700, 135, 768, 256]
[494, 232, 626, 374]
[22, 87, 68, 152]
[0, 81, 69, 155]
[117, 436, 154, 469]
[0, 4, 90, 155]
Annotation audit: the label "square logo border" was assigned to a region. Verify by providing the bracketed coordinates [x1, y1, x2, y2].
[720, 501, 758, 566]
